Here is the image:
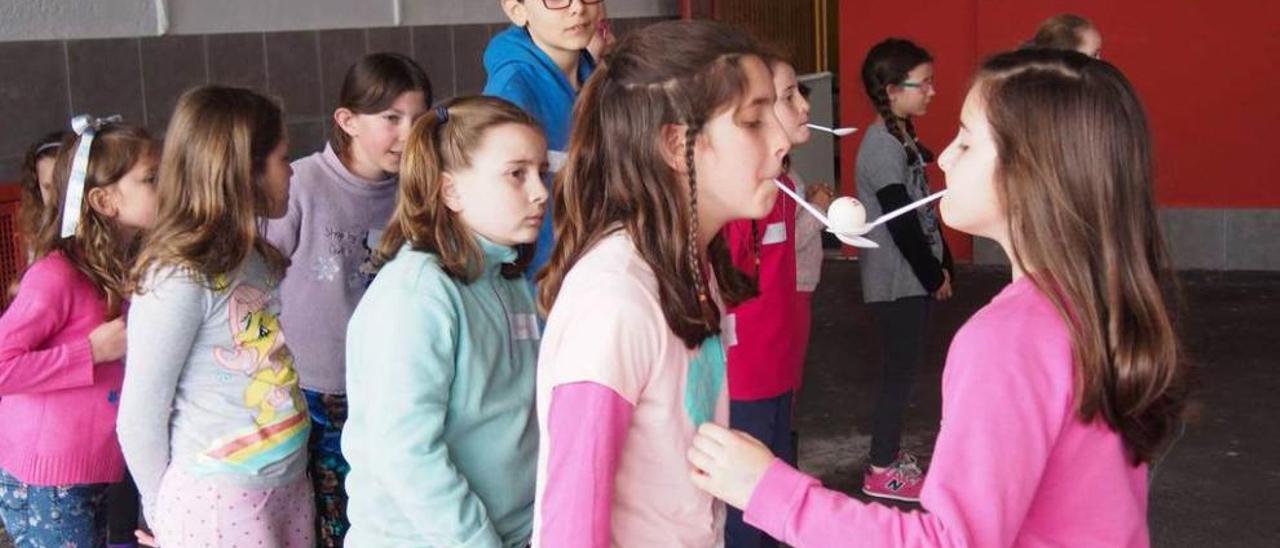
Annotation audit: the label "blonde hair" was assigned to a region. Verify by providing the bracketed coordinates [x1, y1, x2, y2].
[36, 124, 156, 318]
[376, 96, 540, 282]
[132, 86, 286, 290]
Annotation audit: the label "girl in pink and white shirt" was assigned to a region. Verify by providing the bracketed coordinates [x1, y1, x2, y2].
[688, 49, 1191, 548]
[532, 21, 792, 547]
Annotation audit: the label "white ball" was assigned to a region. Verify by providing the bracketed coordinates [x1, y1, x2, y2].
[827, 196, 866, 233]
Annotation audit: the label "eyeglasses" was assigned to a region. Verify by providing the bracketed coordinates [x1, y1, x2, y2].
[539, 0, 604, 10]
[900, 79, 935, 92]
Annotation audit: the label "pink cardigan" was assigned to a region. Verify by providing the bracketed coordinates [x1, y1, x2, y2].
[0, 252, 126, 486]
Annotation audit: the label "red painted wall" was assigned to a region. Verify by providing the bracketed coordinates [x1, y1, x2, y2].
[838, 0, 1280, 258]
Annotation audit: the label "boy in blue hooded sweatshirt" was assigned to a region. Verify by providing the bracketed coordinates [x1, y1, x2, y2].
[485, 0, 604, 277]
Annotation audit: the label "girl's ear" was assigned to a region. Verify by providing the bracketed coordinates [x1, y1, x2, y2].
[441, 171, 464, 213]
[885, 83, 902, 105]
[659, 123, 689, 175]
[501, 0, 529, 27]
[85, 186, 118, 218]
[334, 108, 360, 138]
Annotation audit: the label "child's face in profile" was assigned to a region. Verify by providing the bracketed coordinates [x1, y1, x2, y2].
[444, 123, 549, 247]
[100, 152, 159, 236]
[771, 61, 812, 145]
[694, 55, 791, 225]
[506, 0, 605, 56]
[888, 62, 936, 119]
[260, 136, 293, 220]
[1077, 27, 1103, 58]
[341, 90, 429, 179]
[36, 155, 57, 205]
[938, 84, 1004, 242]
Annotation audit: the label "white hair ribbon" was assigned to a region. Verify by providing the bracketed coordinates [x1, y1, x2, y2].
[60, 114, 122, 238]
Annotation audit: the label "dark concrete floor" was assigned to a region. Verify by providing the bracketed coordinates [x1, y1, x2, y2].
[2, 261, 1276, 547]
[795, 259, 1280, 547]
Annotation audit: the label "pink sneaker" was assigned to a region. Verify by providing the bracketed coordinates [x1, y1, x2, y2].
[862, 452, 926, 502]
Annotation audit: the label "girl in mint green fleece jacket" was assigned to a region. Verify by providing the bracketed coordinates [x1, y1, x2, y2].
[342, 96, 549, 548]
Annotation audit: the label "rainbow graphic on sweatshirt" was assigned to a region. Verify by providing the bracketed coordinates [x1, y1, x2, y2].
[194, 410, 310, 475]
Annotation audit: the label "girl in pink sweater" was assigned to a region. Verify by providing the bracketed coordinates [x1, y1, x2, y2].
[688, 48, 1190, 548]
[0, 118, 157, 547]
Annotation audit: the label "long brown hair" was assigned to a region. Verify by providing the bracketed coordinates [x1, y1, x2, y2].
[538, 20, 761, 349]
[376, 96, 540, 282]
[132, 86, 287, 290]
[331, 52, 432, 161]
[34, 124, 156, 318]
[978, 48, 1188, 464]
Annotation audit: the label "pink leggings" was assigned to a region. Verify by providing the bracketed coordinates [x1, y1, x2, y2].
[151, 466, 315, 547]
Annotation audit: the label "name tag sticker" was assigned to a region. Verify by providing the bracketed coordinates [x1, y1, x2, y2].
[548, 150, 568, 173]
[510, 313, 541, 341]
[761, 222, 787, 245]
[723, 313, 738, 347]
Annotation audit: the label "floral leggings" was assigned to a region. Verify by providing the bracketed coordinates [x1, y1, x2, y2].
[305, 390, 351, 548]
[0, 468, 108, 548]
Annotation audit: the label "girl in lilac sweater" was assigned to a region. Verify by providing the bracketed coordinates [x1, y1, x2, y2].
[688, 49, 1191, 548]
[0, 119, 157, 547]
[264, 52, 430, 547]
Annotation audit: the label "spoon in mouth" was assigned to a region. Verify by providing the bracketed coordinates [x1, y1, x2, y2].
[774, 180, 948, 248]
[807, 123, 858, 137]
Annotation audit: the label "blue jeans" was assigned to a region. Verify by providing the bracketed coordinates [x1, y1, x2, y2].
[0, 468, 108, 548]
[725, 392, 796, 548]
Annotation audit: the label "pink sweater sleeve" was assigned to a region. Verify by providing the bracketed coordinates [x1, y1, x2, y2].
[743, 306, 1073, 547]
[540, 381, 635, 548]
[0, 271, 96, 395]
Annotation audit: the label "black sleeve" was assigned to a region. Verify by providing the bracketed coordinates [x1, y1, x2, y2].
[875, 184, 945, 292]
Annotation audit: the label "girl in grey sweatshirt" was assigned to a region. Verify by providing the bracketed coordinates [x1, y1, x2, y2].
[117, 86, 315, 547]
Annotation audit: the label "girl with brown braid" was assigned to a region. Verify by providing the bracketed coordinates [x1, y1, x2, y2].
[854, 37, 953, 502]
[532, 20, 790, 547]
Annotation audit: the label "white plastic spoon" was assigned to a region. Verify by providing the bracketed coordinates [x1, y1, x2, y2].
[828, 189, 949, 238]
[807, 123, 858, 137]
[859, 189, 948, 232]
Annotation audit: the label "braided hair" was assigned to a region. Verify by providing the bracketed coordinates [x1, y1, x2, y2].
[861, 38, 935, 165]
[538, 20, 762, 348]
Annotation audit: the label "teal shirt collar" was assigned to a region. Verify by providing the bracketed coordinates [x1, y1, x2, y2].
[475, 233, 519, 276]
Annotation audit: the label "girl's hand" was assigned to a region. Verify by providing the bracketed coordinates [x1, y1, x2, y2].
[587, 20, 617, 60]
[935, 269, 953, 301]
[687, 423, 775, 510]
[806, 183, 836, 211]
[136, 528, 158, 547]
[89, 317, 127, 363]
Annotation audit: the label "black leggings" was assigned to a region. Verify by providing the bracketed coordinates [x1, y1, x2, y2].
[106, 469, 140, 545]
[867, 296, 931, 468]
